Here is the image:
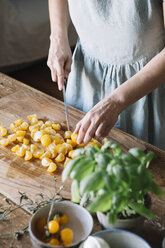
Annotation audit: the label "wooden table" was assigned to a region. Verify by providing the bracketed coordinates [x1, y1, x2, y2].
[0, 73, 164, 248]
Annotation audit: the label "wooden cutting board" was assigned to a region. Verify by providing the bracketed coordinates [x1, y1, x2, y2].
[0, 73, 164, 214]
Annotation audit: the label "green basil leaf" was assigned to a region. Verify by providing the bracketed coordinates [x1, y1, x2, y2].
[111, 194, 127, 213]
[95, 153, 111, 169]
[129, 148, 145, 162]
[62, 155, 85, 182]
[80, 171, 104, 194]
[87, 192, 112, 212]
[101, 141, 114, 152]
[107, 211, 117, 225]
[80, 192, 90, 206]
[149, 182, 164, 197]
[122, 153, 139, 165]
[106, 159, 118, 173]
[111, 164, 129, 182]
[141, 151, 155, 167]
[137, 164, 152, 187]
[104, 174, 117, 191]
[129, 202, 155, 219]
[85, 146, 98, 158]
[70, 160, 95, 181]
[71, 180, 80, 203]
[101, 141, 122, 156]
[72, 148, 85, 157]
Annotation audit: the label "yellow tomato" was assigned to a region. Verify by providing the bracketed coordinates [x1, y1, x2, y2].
[48, 220, 60, 234]
[60, 228, 73, 246]
[60, 213, 69, 226]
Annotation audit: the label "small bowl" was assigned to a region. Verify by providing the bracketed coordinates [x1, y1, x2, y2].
[162, 236, 165, 248]
[96, 211, 144, 233]
[79, 229, 151, 248]
[29, 201, 93, 248]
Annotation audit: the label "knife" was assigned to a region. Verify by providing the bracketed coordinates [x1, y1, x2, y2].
[63, 79, 70, 130]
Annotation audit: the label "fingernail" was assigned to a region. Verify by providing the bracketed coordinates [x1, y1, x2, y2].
[52, 76, 55, 82]
[77, 137, 81, 145]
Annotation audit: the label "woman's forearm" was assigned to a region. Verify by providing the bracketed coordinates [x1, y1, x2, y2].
[48, 0, 70, 39]
[111, 48, 165, 112]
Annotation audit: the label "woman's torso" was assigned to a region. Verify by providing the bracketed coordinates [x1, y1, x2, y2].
[68, 0, 165, 64]
[66, 0, 165, 150]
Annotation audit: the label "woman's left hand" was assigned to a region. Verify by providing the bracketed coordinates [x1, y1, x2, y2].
[74, 95, 123, 144]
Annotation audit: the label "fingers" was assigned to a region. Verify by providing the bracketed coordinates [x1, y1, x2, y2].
[55, 60, 65, 91]
[102, 125, 111, 137]
[83, 123, 97, 144]
[64, 57, 72, 79]
[96, 122, 111, 137]
[77, 119, 91, 144]
[76, 114, 100, 144]
[47, 59, 64, 90]
[47, 48, 72, 90]
[74, 121, 82, 134]
[76, 121, 110, 144]
[57, 56, 72, 89]
[95, 121, 107, 137]
[47, 60, 56, 82]
[73, 98, 119, 144]
[50, 68, 57, 83]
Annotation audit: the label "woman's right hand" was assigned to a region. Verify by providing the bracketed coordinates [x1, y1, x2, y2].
[47, 35, 72, 90]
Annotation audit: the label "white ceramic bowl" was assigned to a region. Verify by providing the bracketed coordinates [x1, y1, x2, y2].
[29, 201, 93, 248]
[96, 211, 144, 233]
[79, 229, 151, 248]
[162, 236, 165, 248]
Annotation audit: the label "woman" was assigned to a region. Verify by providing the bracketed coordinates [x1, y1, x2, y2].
[47, 0, 165, 150]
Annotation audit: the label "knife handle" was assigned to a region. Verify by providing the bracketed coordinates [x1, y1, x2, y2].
[63, 78, 67, 89]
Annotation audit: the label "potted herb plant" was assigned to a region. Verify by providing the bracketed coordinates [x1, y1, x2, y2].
[62, 140, 163, 232]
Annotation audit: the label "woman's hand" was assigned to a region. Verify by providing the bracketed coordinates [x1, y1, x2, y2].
[74, 95, 123, 144]
[47, 36, 72, 90]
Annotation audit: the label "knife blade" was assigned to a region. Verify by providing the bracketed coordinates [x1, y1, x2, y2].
[63, 79, 70, 130]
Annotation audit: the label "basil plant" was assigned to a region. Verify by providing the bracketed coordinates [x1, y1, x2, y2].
[62, 141, 163, 225]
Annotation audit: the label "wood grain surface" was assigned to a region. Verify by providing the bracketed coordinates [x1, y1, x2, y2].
[0, 73, 165, 248]
[0, 193, 31, 248]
